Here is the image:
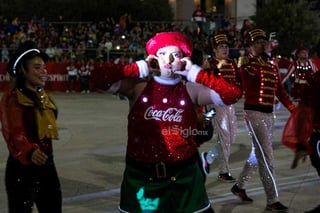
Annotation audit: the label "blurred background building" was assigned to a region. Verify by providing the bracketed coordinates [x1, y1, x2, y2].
[170, 0, 256, 28]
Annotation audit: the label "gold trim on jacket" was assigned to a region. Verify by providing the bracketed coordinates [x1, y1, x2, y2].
[16, 89, 59, 140]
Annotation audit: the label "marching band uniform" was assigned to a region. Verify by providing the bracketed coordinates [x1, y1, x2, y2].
[201, 32, 242, 182]
[231, 28, 295, 212]
[281, 47, 318, 101]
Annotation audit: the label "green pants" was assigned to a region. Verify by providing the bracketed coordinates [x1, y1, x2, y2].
[119, 161, 211, 213]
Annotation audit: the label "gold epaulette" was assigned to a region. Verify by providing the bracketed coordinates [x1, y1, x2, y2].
[237, 56, 249, 68]
[202, 60, 211, 70]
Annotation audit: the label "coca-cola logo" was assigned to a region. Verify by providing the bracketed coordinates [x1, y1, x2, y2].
[144, 106, 183, 122]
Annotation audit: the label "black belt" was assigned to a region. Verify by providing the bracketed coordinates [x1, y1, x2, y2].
[244, 104, 273, 113]
[126, 153, 198, 180]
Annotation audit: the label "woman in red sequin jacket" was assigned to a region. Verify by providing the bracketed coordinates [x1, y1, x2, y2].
[0, 41, 62, 213]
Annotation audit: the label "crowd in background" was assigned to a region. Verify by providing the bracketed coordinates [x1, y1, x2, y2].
[0, 14, 265, 64]
[1, 14, 320, 76]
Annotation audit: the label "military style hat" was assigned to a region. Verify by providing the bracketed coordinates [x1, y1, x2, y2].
[246, 28, 268, 45]
[7, 40, 49, 77]
[211, 32, 229, 48]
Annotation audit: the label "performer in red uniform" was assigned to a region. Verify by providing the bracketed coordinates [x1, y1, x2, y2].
[282, 71, 320, 213]
[0, 41, 62, 213]
[230, 28, 295, 212]
[201, 32, 242, 182]
[104, 31, 242, 212]
[281, 47, 318, 101]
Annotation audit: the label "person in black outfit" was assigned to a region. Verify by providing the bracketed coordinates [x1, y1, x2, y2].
[0, 40, 62, 213]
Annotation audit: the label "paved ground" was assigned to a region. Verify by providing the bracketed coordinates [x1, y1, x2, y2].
[0, 92, 319, 213]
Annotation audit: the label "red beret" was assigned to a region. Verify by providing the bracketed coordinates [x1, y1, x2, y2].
[146, 32, 193, 57]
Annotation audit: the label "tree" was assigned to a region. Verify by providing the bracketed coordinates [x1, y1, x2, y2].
[0, 0, 173, 22]
[251, 0, 320, 56]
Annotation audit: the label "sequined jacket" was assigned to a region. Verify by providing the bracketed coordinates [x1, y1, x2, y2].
[104, 61, 243, 106]
[0, 89, 58, 165]
[281, 59, 318, 84]
[104, 61, 243, 163]
[240, 56, 295, 113]
[127, 78, 198, 163]
[209, 58, 242, 88]
[282, 71, 320, 153]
